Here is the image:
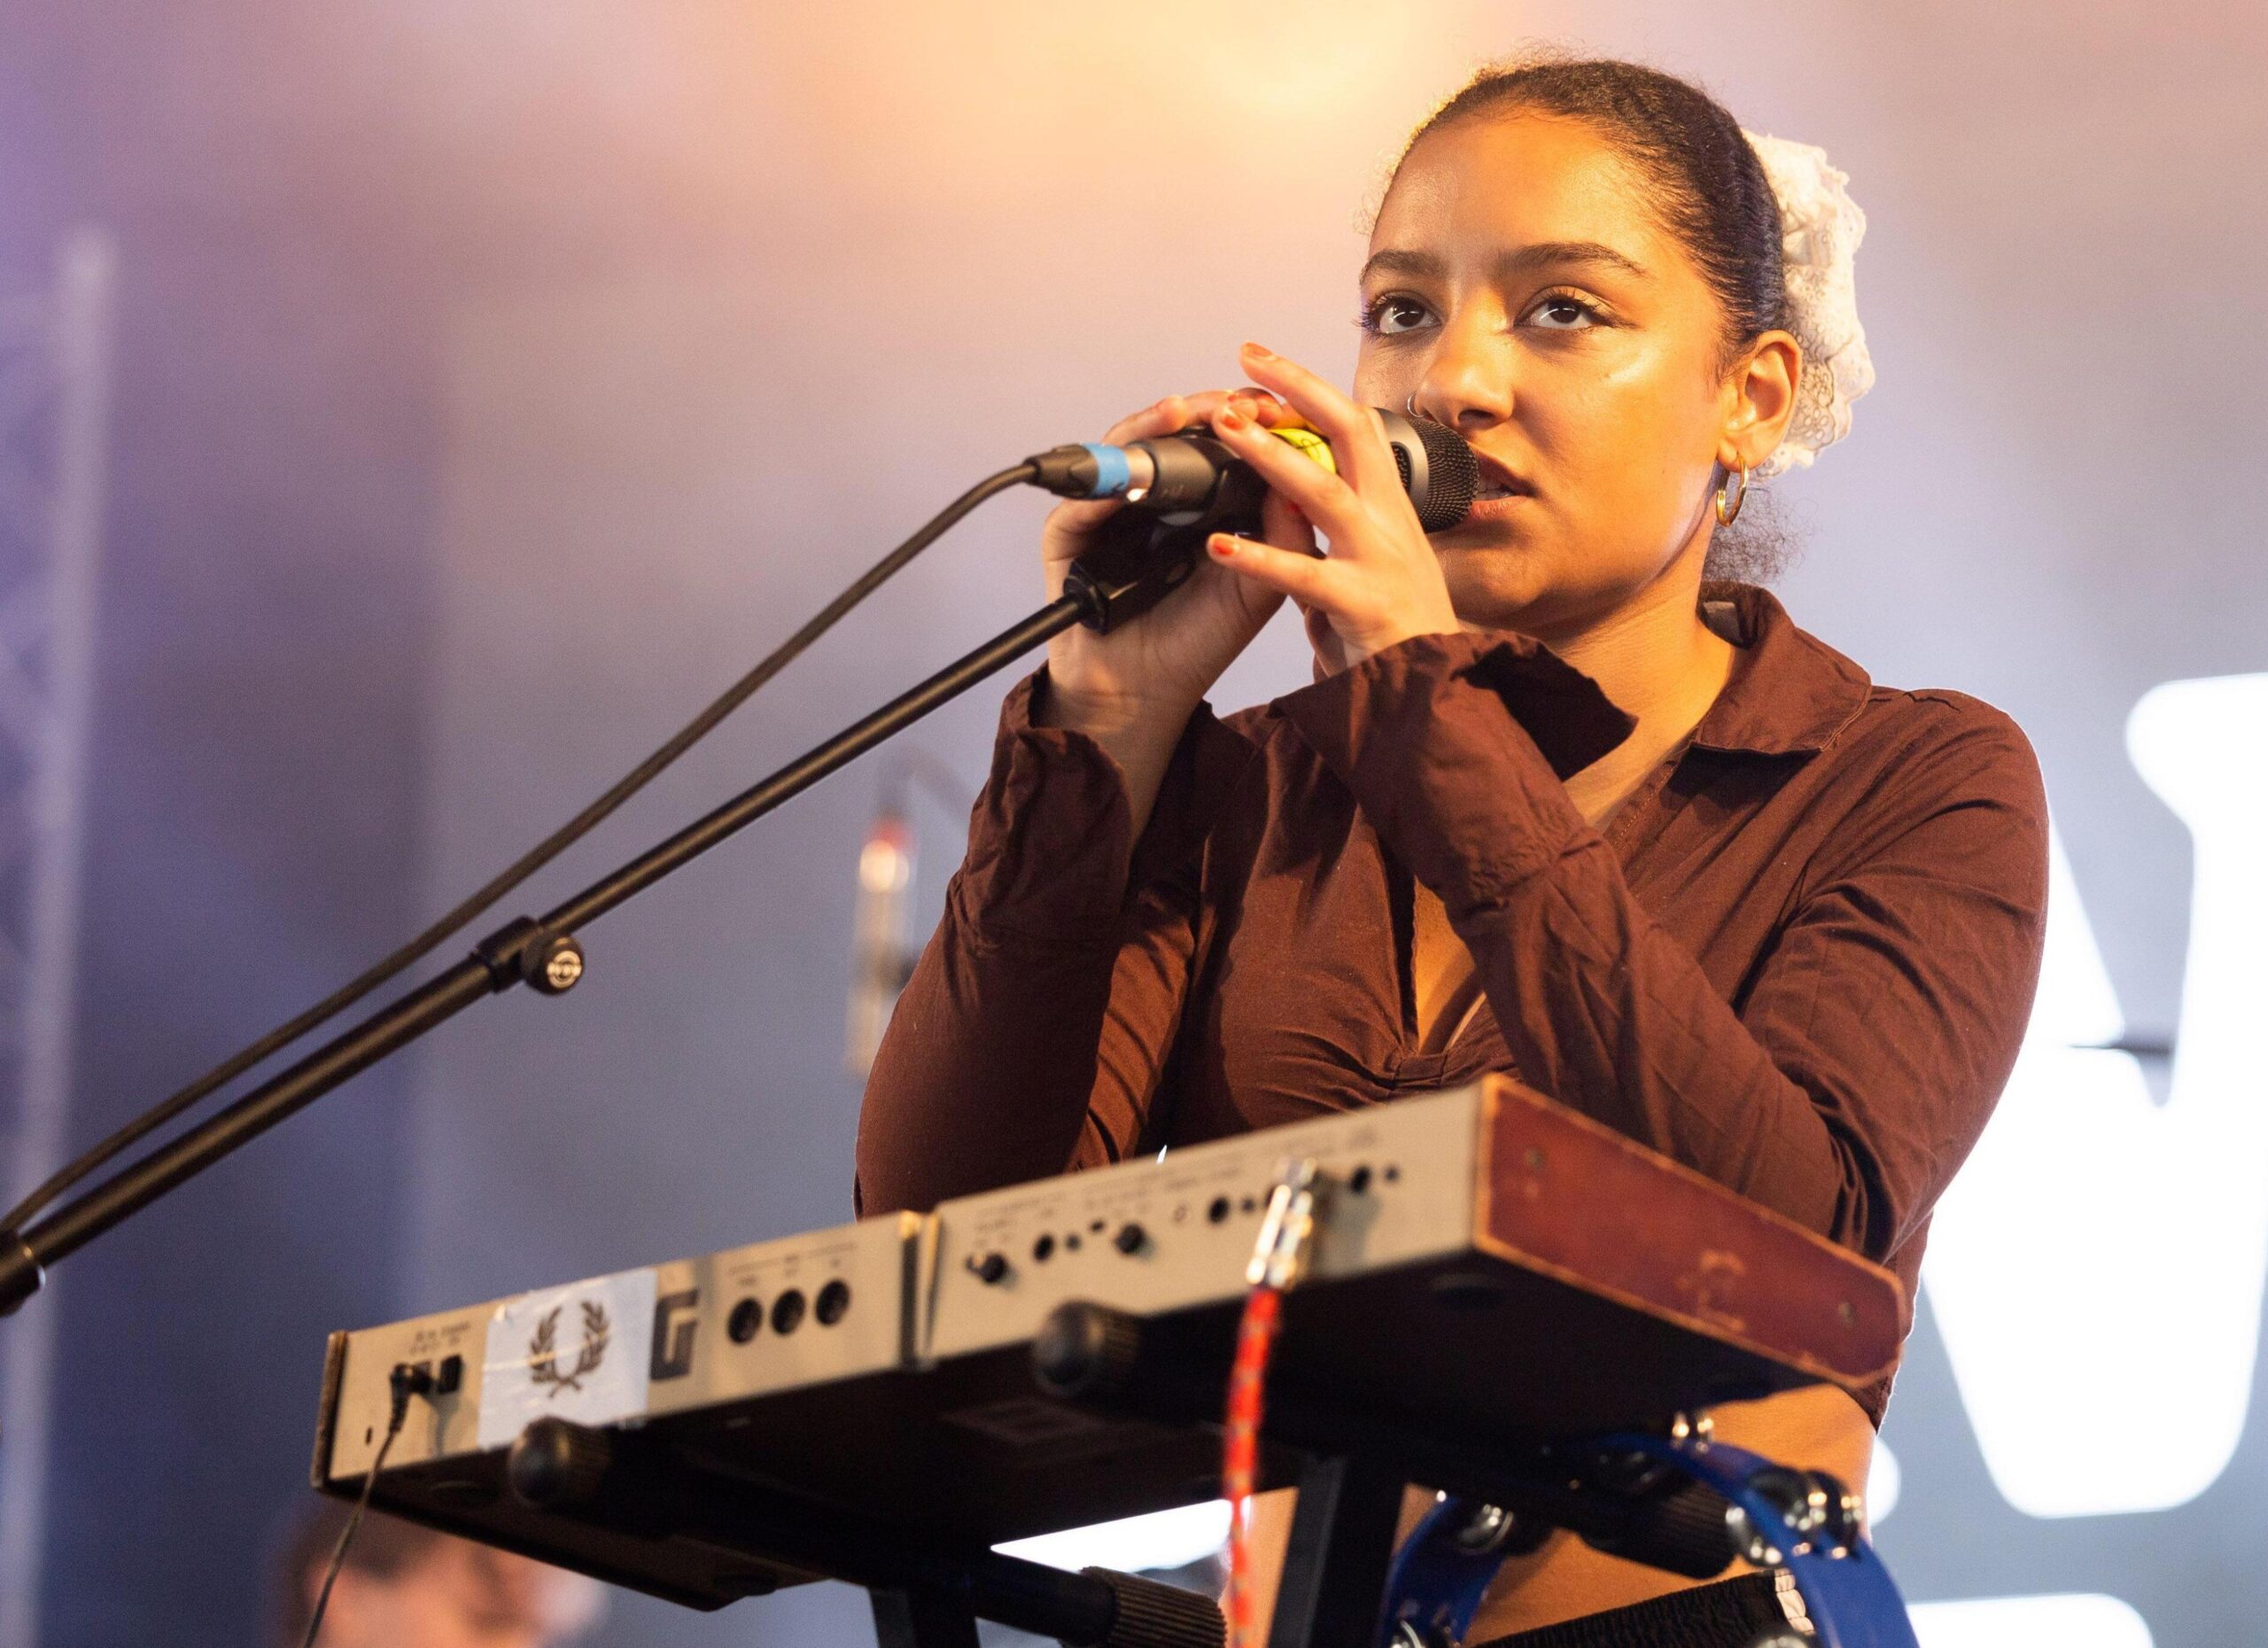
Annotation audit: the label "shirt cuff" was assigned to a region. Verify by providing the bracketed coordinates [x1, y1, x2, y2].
[1274, 630, 1635, 910]
[951, 666, 1225, 944]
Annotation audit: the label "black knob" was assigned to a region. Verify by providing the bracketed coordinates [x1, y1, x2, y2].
[971, 1251, 1010, 1285]
[526, 932, 586, 995]
[1114, 1222, 1147, 1255]
[507, 1418, 612, 1510]
[1033, 1302, 1144, 1398]
[1080, 1564, 1228, 1648]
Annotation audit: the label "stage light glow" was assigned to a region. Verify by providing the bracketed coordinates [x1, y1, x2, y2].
[1867, 1438, 1900, 1525]
[761, 0, 1445, 217]
[1924, 672, 2268, 1516]
[1909, 1592, 2152, 1647]
[996, 1498, 1232, 1577]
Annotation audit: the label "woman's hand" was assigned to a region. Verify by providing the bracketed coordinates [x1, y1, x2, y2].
[1036, 386, 1308, 838]
[1203, 342, 1463, 672]
[1041, 387, 1311, 726]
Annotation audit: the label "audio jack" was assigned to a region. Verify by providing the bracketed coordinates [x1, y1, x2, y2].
[300, 1361, 435, 1647]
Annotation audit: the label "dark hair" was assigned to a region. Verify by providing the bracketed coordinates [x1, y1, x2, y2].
[1391, 53, 1798, 580]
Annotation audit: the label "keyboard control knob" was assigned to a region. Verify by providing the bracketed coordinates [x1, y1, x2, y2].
[970, 1251, 1010, 1285]
[1113, 1222, 1147, 1255]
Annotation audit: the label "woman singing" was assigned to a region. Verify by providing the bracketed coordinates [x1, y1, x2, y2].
[857, 55, 2047, 1646]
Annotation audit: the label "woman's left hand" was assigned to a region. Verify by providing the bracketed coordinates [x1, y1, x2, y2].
[1203, 341, 1463, 672]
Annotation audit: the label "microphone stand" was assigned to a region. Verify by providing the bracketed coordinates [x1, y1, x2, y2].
[0, 507, 1218, 1318]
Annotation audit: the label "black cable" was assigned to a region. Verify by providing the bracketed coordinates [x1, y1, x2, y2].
[3, 463, 1037, 1233]
[302, 1362, 432, 1648]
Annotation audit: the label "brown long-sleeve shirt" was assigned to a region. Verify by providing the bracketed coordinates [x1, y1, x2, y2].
[855, 584, 2049, 1423]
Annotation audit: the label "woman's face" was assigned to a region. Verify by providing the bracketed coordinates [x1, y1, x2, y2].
[1353, 113, 1778, 640]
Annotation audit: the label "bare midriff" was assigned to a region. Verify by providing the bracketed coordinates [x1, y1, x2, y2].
[1239, 1384, 1875, 1640]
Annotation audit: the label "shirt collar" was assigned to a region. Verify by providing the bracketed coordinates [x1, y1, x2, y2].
[1688, 581, 1873, 757]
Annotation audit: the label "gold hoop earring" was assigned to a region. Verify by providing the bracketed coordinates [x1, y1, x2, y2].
[1713, 463, 1749, 527]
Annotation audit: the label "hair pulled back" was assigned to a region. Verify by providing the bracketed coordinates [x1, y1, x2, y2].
[1403, 55, 1786, 360]
[1391, 55, 1799, 579]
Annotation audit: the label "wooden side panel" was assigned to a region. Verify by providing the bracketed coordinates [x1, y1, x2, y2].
[310, 1330, 348, 1490]
[1472, 1075, 1905, 1388]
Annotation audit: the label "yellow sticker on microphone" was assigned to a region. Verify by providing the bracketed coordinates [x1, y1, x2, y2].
[1268, 425, 1337, 475]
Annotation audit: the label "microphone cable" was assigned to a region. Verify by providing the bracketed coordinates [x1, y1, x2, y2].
[4, 463, 1037, 1233]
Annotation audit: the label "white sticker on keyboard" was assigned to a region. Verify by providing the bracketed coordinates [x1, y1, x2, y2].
[477, 1268, 657, 1450]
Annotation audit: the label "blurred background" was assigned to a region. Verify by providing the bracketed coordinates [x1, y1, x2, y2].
[0, 2, 2262, 1644]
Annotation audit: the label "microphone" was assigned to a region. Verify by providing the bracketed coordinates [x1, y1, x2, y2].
[1028, 409, 1478, 534]
[1032, 410, 1479, 634]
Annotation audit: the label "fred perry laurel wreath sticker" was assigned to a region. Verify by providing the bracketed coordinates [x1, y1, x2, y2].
[477, 1268, 657, 1450]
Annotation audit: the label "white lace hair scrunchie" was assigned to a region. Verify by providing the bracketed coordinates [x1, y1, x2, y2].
[1743, 131, 1875, 480]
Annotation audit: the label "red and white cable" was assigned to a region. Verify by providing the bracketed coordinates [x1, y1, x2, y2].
[1223, 1160, 1329, 1648]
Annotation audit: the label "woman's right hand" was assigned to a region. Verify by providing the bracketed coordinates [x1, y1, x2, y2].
[1037, 390, 1303, 748]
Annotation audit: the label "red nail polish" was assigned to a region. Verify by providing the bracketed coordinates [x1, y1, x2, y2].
[1208, 536, 1237, 557]
[1216, 404, 1247, 431]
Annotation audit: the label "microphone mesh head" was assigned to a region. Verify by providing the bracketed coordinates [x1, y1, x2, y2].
[1409, 417, 1479, 532]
